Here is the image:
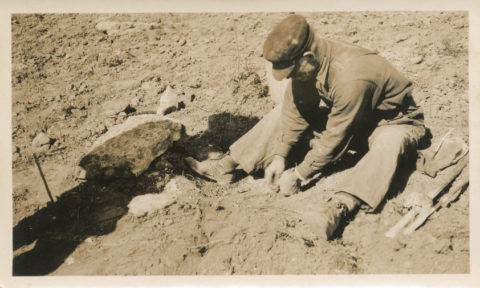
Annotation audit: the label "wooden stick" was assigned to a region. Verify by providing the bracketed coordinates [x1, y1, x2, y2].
[403, 177, 469, 235]
[385, 206, 420, 238]
[432, 128, 454, 159]
[385, 152, 468, 238]
[33, 153, 55, 203]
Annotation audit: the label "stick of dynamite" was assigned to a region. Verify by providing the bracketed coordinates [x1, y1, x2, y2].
[385, 151, 468, 238]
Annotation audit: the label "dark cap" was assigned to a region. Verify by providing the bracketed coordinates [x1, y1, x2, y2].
[263, 14, 311, 80]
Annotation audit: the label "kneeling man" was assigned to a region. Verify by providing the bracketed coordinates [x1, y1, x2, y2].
[186, 14, 427, 240]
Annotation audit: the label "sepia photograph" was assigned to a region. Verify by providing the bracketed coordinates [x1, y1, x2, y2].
[2, 0, 480, 286]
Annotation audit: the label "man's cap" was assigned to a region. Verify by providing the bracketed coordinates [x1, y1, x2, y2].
[263, 14, 311, 81]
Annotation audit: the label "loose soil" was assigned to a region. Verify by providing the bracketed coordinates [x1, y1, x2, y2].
[11, 12, 469, 275]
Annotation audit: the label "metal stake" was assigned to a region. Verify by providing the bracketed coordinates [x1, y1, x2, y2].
[33, 153, 55, 203]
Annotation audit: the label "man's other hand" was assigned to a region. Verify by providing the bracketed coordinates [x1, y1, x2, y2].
[264, 155, 286, 191]
[278, 169, 300, 196]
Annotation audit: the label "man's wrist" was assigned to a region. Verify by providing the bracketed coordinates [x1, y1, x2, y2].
[294, 167, 307, 182]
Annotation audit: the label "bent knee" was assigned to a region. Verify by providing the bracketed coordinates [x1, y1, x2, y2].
[368, 125, 422, 154]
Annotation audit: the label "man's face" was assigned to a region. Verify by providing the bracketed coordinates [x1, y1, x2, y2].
[287, 52, 320, 82]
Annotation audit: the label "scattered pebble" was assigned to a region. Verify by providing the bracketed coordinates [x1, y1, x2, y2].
[95, 123, 107, 135]
[392, 239, 407, 252]
[434, 238, 452, 254]
[395, 35, 409, 43]
[65, 256, 75, 265]
[129, 96, 141, 107]
[205, 89, 216, 97]
[128, 176, 197, 217]
[207, 151, 224, 160]
[411, 55, 424, 64]
[95, 21, 121, 35]
[32, 132, 51, 148]
[104, 118, 116, 129]
[157, 86, 178, 115]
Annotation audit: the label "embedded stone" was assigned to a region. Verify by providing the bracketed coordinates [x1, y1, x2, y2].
[79, 115, 183, 180]
[128, 176, 197, 217]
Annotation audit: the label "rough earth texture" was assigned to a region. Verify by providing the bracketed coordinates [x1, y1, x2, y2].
[12, 12, 468, 275]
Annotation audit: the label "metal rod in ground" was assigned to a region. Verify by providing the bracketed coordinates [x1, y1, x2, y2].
[33, 153, 55, 203]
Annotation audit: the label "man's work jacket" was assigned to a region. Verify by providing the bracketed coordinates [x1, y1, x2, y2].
[273, 37, 417, 179]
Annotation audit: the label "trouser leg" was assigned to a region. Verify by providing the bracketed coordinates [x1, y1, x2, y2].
[336, 124, 426, 211]
[229, 105, 282, 173]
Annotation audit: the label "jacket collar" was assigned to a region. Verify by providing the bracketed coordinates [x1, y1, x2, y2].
[312, 37, 332, 95]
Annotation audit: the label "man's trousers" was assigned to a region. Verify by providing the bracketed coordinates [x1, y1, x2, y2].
[229, 104, 426, 211]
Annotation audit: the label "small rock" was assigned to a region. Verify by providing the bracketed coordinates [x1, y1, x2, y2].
[116, 112, 127, 124]
[95, 123, 107, 135]
[65, 256, 75, 265]
[205, 89, 216, 97]
[392, 239, 407, 252]
[32, 132, 51, 148]
[104, 118, 116, 129]
[411, 55, 424, 64]
[129, 96, 141, 107]
[95, 21, 121, 35]
[189, 81, 201, 89]
[128, 176, 196, 217]
[434, 238, 452, 254]
[153, 159, 174, 170]
[402, 189, 430, 209]
[141, 81, 152, 90]
[73, 166, 87, 180]
[118, 111, 127, 119]
[157, 86, 178, 115]
[207, 151, 224, 160]
[395, 35, 409, 43]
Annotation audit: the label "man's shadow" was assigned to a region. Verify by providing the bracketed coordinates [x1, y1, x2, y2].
[12, 112, 260, 275]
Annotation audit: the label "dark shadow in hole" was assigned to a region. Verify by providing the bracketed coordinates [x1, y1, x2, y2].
[178, 112, 260, 159]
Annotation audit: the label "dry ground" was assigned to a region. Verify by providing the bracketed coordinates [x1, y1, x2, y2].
[11, 12, 469, 275]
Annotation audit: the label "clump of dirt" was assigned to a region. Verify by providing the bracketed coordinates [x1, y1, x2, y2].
[12, 12, 469, 275]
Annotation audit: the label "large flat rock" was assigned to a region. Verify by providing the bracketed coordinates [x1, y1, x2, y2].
[79, 115, 183, 180]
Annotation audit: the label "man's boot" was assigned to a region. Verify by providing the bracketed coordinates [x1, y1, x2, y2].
[184, 155, 237, 184]
[307, 192, 360, 240]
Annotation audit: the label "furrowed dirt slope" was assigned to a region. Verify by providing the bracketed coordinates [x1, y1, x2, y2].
[11, 12, 468, 275]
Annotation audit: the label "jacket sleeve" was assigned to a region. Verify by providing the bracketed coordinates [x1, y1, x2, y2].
[272, 80, 314, 158]
[296, 79, 375, 178]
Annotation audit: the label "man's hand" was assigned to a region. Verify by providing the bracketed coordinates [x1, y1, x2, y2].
[264, 155, 285, 191]
[278, 168, 301, 196]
